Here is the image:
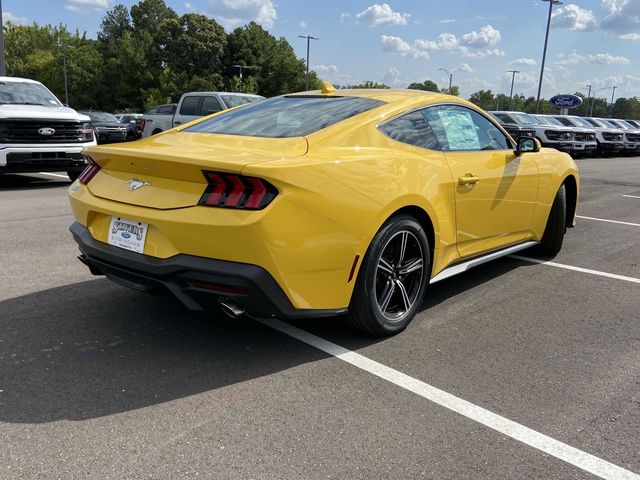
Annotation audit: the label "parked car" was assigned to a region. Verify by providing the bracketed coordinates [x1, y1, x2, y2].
[0, 76, 96, 181]
[80, 111, 128, 145]
[141, 92, 264, 138]
[605, 119, 640, 154]
[580, 117, 625, 156]
[486, 111, 536, 142]
[535, 114, 597, 157]
[490, 111, 574, 153]
[116, 113, 143, 140]
[69, 85, 579, 336]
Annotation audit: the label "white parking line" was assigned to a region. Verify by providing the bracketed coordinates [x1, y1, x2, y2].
[576, 215, 640, 227]
[37, 172, 70, 179]
[511, 255, 640, 285]
[257, 318, 640, 480]
[622, 195, 640, 199]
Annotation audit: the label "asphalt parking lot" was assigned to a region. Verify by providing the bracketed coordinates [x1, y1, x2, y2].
[1, 158, 639, 480]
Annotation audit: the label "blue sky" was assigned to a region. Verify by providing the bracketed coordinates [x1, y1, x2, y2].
[4, 0, 639, 99]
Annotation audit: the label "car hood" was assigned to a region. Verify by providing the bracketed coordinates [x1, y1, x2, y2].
[0, 104, 90, 122]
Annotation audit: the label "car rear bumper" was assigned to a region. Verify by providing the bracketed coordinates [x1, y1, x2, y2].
[70, 222, 347, 319]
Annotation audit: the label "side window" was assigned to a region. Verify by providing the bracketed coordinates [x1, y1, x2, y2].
[379, 110, 439, 150]
[423, 105, 510, 151]
[493, 113, 514, 124]
[146, 107, 158, 115]
[201, 96, 223, 116]
[180, 96, 202, 116]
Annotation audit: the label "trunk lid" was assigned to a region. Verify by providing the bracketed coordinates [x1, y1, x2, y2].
[85, 131, 307, 210]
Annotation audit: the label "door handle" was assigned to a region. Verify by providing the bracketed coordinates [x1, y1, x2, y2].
[458, 174, 480, 185]
[174, 121, 182, 125]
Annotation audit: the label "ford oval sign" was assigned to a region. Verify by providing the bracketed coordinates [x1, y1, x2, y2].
[37, 127, 56, 136]
[549, 94, 583, 109]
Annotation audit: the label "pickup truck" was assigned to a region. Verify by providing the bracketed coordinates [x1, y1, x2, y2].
[141, 92, 264, 138]
[0, 76, 96, 181]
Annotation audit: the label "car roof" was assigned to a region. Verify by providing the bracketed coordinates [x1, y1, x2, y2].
[0, 76, 41, 84]
[182, 92, 263, 97]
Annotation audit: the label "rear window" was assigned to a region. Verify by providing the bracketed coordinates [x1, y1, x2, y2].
[185, 96, 385, 138]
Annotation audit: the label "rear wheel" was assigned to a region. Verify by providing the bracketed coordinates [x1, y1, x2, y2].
[345, 215, 430, 336]
[538, 184, 566, 256]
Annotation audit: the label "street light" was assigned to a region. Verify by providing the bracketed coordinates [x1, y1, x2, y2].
[0, 0, 6, 76]
[609, 85, 617, 117]
[507, 70, 519, 110]
[298, 35, 319, 91]
[231, 64, 259, 84]
[589, 86, 612, 116]
[535, 0, 562, 113]
[438, 65, 466, 94]
[56, 41, 75, 106]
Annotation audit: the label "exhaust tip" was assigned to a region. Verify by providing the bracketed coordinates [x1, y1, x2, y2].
[219, 300, 245, 319]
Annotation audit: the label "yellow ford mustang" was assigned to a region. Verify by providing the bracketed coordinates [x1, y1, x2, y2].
[69, 84, 579, 335]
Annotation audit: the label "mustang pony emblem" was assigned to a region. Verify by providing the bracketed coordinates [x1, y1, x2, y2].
[127, 179, 151, 191]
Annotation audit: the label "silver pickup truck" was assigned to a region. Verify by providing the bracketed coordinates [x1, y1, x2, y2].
[140, 92, 264, 138]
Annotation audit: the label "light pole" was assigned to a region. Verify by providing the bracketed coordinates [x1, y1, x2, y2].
[589, 86, 612, 116]
[57, 41, 74, 105]
[584, 84, 591, 114]
[507, 70, 519, 110]
[0, 0, 6, 76]
[298, 35, 319, 91]
[609, 85, 617, 117]
[438, 68, 453, 94]
[231, 64, 258, 85]
[535, 0, 562, 113]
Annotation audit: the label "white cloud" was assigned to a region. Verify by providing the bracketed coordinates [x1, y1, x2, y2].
[411, 25, 503, 59]
[457, 63, 474, 73]
[356, 3, 409, 27]
[299, 20, 307, 28]
[620, 32, 640, 40]
[208, 0, 277, 29]
[311, 64, 353, 85]
[65, 0, 112, 12]
[3, 12, 29, 25]
[340, 13, 351, 22]
[557, 51, 631, 65]
[382, 68, 402, 86]
[600, 0, 640, 33]
[460, 25, 501, 47]
[510, 57, 538, 67]
[379, 35, 429, 59]
[551, 4, 598, 31]
[185, 2, 194, 10]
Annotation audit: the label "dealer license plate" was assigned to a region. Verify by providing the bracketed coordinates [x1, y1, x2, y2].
[108, 216, 148, 254]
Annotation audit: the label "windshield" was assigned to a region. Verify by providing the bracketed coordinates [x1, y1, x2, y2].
[220, 95, 262, 109]
[83, 111, 120, 123]
[0, 81, 61, 106]
[609, 120, 628, 129]
[531, 115, 551, 125]
[554, 116, 575, 127]
[598, 119, 618, 129]
[541, 116, 565, 126]
[570, 117, 592, 128]
[510, 112, 537, 125]
[186, 96, 385, 138]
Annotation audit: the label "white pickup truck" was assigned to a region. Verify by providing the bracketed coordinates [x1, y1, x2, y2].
[141, 92, 264, 138]
[0, 76, 96, 181]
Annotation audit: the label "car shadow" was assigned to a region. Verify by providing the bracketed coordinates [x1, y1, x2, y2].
[0, 256, 532, 424]
[0, 173, 70, 190]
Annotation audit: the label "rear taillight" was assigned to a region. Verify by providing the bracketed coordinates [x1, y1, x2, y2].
[199, 171, 278, 210]
[77, 156, 101, 184]
[140, 119, 146, 131]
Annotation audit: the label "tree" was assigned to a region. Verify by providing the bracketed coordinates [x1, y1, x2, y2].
[407, 80, 439, 92]
[468, 89, 496, 111]
[347, 81, 389, 89]
[440, 85, 459, 96]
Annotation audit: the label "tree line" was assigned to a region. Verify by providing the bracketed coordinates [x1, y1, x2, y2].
[4, 0, 638, 119]
[5, 0, 321, 112]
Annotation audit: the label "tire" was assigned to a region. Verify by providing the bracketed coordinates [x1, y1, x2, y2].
[538, 184, 566, 256]
[151, 129, 162, 136]
[345, 215, 430, 336]
[67, 170, 81, 182]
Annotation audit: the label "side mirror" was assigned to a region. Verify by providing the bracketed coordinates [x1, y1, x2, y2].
[516, 137, 541, 154]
